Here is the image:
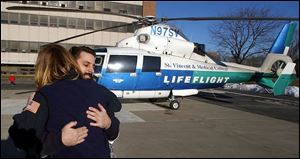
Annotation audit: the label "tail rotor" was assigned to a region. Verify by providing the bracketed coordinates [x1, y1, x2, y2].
[270, 60, 287, 77]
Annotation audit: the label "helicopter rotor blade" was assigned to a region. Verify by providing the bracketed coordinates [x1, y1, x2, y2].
[160, 17, 299, 22]
[6, 6, 142, 20]
[44, 22, 136, 46]
[15, 90, 36, 95]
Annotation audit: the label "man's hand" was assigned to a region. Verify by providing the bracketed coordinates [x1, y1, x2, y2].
[61, 121, 88, 146]
[86, 103, 112, 130]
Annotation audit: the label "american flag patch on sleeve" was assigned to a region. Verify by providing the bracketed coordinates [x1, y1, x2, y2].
[25, 101, 40, 114]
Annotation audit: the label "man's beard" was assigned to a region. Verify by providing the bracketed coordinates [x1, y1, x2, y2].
[83, 73, 92, 79]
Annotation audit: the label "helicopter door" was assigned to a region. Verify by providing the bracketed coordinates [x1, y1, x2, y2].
[100, 55, 138, 98]
[136, 56, 162, 98]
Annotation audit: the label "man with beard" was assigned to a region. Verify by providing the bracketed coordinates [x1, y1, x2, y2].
[69, 46, 121, 158]
[69, 46, 121, 112]
[69, 46, 95, 80]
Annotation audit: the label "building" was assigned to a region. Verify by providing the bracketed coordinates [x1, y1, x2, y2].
[1, 1, 156, 75]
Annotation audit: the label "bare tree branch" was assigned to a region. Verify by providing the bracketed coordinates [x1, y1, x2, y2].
[210, 7, 283, 64]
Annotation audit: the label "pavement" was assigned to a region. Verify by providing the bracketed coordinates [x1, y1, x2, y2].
[1, 81, 299, 158]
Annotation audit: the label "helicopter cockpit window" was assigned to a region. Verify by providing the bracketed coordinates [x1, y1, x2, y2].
[94, 55, 104, 74]
[142, 56, 161, 72]
[107, 55, 137, 73]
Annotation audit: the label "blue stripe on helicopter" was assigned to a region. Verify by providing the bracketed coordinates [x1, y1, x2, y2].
[269, 22, 297, 54]
[96, 69, 253, 91]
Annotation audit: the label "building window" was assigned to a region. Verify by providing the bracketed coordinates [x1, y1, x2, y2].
[9, 13, 19, 24]
[19, 41, 29, 53]
[39, 15, 48, 26]
[68, 18, 76, 28]
[1, 40, 8, 52]
[29, 1, 39, 5]
[48, 1, 59, 7]
[103, 1, 111, 9]
[118, 22, 127, 33]
[127, 5, 135, 15]
[2, 11, 137, 33]
[1, 12, 8, 24]
[136, 6, 143, 16]
[77, 1, 85, 10]
[77, 19, 85, 29]
[50, 16, 58, 27]
[103, 1, 111, 11]
[30, 14, 38, 26]
[142, 56, 161, 72]
[103, 20, 112, 31]
[107, 55, 137, 73]
[118, 3, 127, 14]
[20, 14, 29, 25]
[86, 19, 94, 30]
[29, 42, 38, 53]
[94, 20, 102, 30]
[86, 1, 95, 10]
[9, 41, 19, 52]
[111, 21, 120, 32]
[95, 1, 103, 11]
[127, 24, 134, 33]
[39, 42, 48, 50]
[110, 2, 119, 13]
[58, 17, 67, 28]
[68, 1, 76, 8]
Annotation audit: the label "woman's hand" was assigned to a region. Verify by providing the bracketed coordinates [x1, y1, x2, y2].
[61, 121, 88, 146]
[86, 103, 111, 130]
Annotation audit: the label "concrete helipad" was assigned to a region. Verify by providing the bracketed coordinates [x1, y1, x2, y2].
[1, 87, 299, 158]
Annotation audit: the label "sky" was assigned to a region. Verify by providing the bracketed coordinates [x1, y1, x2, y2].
[156, 1, 299, 52]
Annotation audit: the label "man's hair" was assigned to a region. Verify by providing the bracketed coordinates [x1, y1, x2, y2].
[35, 44, 82, 89]
[69, 46, 96, 59]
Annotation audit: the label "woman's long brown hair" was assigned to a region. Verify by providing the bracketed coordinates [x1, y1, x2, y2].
[35, 44, 82, 89]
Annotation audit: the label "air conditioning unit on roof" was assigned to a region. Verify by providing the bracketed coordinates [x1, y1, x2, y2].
[78, 5, 84, 9]
[40, 1, 48, 6]
[21, 1, 29, 4]
[60, 3, 67, 8]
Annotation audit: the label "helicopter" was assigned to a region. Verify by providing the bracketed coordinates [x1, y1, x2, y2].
[7, 5, 299, 110]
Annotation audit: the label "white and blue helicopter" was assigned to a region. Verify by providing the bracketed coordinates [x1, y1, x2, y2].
[8, 6, 299, 110]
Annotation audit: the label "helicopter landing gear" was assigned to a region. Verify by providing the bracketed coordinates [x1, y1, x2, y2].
[169, 100, 180, 110]
[168, 94, 180, 110]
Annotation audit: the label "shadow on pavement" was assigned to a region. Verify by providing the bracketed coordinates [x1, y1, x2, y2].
[194, 91, 233, 103]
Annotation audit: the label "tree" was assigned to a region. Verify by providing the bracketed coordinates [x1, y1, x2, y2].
[210, 7, 283, 64]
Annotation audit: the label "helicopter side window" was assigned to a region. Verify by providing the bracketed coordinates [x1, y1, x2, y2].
[107, 55, 137, 73]
[142, 56, 161, 72]
[94, 55, 104, 73]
